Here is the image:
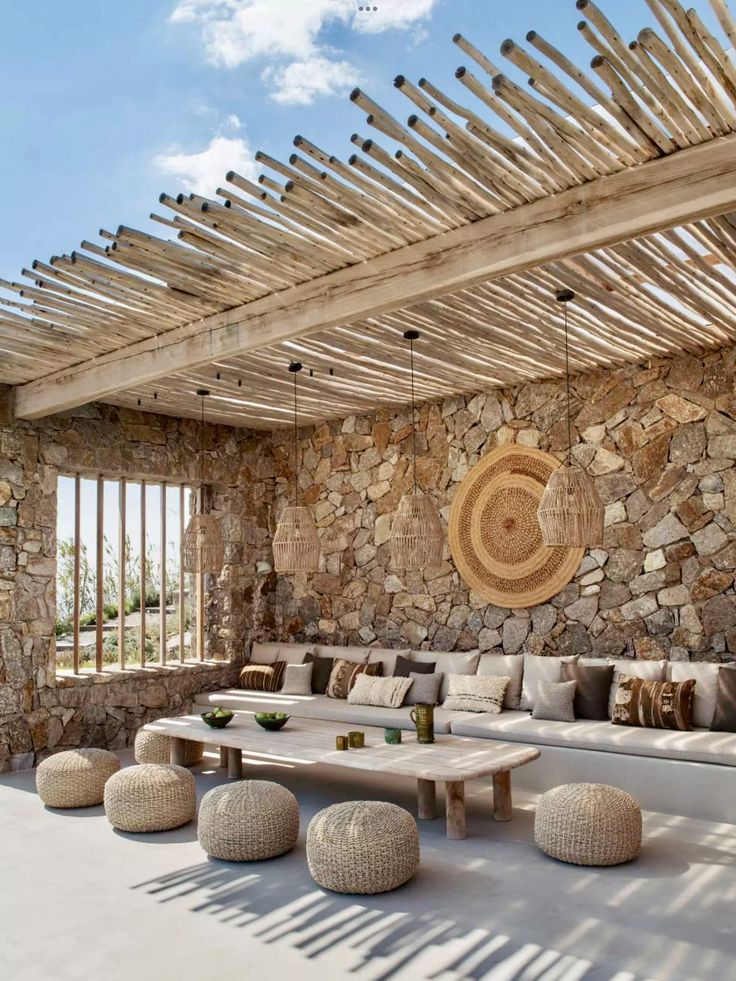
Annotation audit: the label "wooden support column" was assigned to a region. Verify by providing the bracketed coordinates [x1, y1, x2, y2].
[117, 478, 126, 670]
[227, 747, 243, 779]
[139, 481, 146, 668]
[219, 746, 228, 768]
[159, 482, 166, 665]
[445, 780, 466, 840]
[72, 475, 80, 675]
[170, 737, 187, 766]
[417, 778, 437, 820]
[95, 476, 104, 673]
[493, 770, 513, 822]
[178, 484, 185, 662]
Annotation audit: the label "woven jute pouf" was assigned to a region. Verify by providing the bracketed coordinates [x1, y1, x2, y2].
[307, 800, 419, 894]
[36, 749, 121, 808]
[104, 764, 196, 833]
[198, 780, 299, 861]
[535, 783, 642, 867]
[134, 729, 204, 766]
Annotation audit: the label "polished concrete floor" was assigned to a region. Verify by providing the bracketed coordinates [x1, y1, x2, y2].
[1, 750, 735, 981]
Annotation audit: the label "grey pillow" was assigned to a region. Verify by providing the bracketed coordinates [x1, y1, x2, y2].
[280, 662, 313, 696]
[404, 672, 443, 706]
[532, 680, 576, 722]
[562, 662, 614, 721]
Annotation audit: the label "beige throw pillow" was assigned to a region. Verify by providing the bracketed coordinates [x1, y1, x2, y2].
[443, 674, 510, 714]
[348, 674, 413, 709]
[280, 662, 313, 696]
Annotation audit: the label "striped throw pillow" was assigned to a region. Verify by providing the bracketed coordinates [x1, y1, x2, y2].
[326, 659, 381, 700]
[612, 676, 695, 731]
[238, 661, 286, 692]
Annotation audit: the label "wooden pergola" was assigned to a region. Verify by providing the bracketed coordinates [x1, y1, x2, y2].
[4, 0, 736, 429]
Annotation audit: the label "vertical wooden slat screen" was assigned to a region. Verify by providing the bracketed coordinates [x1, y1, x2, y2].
[118, 478, 126, 670]
[95, 476, 104, 673]
[140, 481, 146, 669]
[178, 484, 185, 662]
[72, 475, 81, 675]
[196, 487, 205, 661]
[160, 482, 167, 665]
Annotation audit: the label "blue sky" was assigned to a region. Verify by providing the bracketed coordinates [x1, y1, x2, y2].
[2, 0, 727, 285]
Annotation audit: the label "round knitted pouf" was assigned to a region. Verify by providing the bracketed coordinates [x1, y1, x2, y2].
[36, 749, 121, 808]
[307, 800, 419, 894]
[134, 729, 203, 766]
[104, 764, 196, 833]
[198, 780, 299, 861]
[535, 783, 642, 867]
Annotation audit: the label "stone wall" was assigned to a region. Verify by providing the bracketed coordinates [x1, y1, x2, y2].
[0, 389, 268, 771]
[4, 344, 736, 769]
[267, 347, 736, 666]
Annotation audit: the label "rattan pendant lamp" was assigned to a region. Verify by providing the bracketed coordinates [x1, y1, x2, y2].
[537, 290, 604, 547]
[182, 389, 225, 574]
[273, 362, 320, 574]
[389, 330, 445, 570]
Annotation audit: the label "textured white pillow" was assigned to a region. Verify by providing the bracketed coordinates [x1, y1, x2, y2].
[347, 674, 413, 709]
[443, 674, 509, 714]
[280, 662, 313, 696]
[520, 654, 579, 711]
[607, 659, 666, 718]
[669, 662, 721, 729]
[477, 654, 524, 709]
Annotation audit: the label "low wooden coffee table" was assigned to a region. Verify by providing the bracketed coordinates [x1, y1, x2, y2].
[144, 715, 540, 840]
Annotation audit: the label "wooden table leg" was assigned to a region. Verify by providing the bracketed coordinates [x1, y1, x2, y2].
[227, 747, 243, 779]
[417, 778, 437, 820]
[493, 770, 512, 822]
[219, 746, 228, 768]
[170, 737, 187, 766]
[445, 780, 466, 840]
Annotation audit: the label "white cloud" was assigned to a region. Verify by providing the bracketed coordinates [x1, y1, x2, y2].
[224, 112, 242, 129]
[263, 56, 361, 105]
[169, 0, 439, 101]
[155, 134, 257, 196]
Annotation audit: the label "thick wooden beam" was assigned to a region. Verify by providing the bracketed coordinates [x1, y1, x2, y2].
[14, 134, 736, 419]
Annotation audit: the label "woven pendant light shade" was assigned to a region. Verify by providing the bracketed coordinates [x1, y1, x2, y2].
[182, 513, 225, 574]
[273, 505, 320, 573]
[182, 389, 224, 574]
[390, 492, 444, 570]
[537, 463, 604, 547]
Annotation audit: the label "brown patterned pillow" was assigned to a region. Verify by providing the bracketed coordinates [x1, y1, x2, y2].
[326, 659, 381, 699]
[612, 675, 695, 731]
[239, 661, 285, 692]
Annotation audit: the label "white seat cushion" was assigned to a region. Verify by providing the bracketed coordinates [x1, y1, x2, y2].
[449, 711, 736, 766]
[193, 688, 469, 734]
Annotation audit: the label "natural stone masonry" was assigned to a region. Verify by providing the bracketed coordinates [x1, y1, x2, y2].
[0, 389, 261, 772]
[3, 345, 736, 769]
[267, 348, 736, 668]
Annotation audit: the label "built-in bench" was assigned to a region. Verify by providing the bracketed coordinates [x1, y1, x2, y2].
[194, 642, 736, 824]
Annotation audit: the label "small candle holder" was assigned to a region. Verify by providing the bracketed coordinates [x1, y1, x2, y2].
[335, 735, 349, 751]
[384, 728, 402, 745]
[348, 730, 365, 748]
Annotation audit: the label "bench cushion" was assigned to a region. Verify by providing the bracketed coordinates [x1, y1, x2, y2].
[193, 688, 471, 734]
[449, 711, 736, 766]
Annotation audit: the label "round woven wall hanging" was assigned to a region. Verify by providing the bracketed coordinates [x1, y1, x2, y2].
[448, 444, 584, 608]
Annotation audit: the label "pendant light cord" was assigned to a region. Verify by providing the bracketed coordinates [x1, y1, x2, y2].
[199, 393, 204, 513]
[410, 335, 417, 494]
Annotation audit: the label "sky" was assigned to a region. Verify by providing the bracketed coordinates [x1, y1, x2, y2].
[2, 0, 729, 286]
